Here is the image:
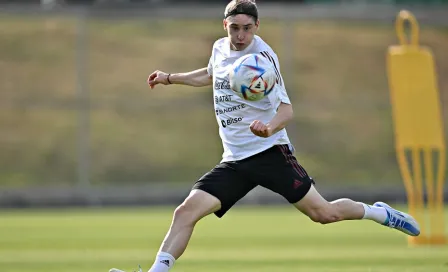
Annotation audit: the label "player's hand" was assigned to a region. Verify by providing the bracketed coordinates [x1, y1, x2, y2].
[250, 120, 273, 138]
[147, 70, 170, 89]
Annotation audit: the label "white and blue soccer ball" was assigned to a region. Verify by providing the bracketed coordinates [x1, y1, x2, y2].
[229, 53, 277, 101]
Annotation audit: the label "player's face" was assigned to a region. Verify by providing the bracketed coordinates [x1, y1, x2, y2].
[224, 14, 259, 51]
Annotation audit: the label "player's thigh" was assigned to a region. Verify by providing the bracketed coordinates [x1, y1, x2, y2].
[192, 162, 256, 218]
[250, 145, 315, 204]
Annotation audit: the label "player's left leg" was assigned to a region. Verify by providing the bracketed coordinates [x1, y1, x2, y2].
[293, 184, 420, 236]
[251, 144, 420, 237]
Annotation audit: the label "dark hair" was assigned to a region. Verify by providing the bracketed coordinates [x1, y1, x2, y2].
[224, 0, 258, 22]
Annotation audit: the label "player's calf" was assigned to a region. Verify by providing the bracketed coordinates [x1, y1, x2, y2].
[293, 185, 365, 224]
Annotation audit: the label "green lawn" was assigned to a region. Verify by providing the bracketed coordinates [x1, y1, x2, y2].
[1, 206, 447, 272]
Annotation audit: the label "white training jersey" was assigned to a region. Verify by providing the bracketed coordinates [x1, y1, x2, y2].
[207, 35, 294, 162]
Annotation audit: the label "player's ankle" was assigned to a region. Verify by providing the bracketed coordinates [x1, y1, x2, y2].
[359, 203, 388, 224]
[148, 252, 176, 272]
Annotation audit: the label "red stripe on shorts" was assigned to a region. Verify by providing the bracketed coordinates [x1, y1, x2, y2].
[278, 145, 307, 178]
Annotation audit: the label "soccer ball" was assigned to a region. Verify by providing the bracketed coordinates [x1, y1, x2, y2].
[229, 53, 277, 101]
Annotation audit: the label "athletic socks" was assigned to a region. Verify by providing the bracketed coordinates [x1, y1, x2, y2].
[359, 202, 388, 224]
[148, 252, 176, 272]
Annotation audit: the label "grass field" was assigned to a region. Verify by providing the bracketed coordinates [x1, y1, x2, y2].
[1, 206, 447, 272]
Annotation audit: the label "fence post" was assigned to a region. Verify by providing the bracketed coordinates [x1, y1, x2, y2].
[76, 10, 94, 205]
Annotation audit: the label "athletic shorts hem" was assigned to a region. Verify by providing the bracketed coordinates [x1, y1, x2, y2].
[191, 183, 231, 218]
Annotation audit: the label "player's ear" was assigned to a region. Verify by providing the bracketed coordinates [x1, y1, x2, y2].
[255, 19, 260, 29]
[223, 19, 227, 30]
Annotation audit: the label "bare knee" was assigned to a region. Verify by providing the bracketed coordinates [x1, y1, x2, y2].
[294, 186, 345, 224]
[171, 190, 221, 227]
[306, 205, 343, 224]
[173, 203, 201, 227]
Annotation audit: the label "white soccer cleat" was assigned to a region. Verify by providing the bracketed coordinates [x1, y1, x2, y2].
[373, 201, 420, 236]
[109, 265, 142, 272]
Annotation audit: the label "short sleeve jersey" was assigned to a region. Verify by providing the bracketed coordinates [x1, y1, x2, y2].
[207, 35, 294, 162]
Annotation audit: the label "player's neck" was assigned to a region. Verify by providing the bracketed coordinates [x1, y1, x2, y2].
[229, 41, 252, 52]
[230, 44, 242, 51]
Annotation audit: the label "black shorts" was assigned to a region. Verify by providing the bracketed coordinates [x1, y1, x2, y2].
[192, 144, 315, 218]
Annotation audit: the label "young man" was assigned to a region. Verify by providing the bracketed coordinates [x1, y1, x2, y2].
[111, 1, 420, 271]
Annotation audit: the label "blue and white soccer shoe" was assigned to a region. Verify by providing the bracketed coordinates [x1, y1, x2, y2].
[373, 202, 420, 236]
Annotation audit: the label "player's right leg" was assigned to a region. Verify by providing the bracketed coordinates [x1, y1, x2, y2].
[110, 189, 221, 272]
[110, 161, 256, 272]
[160, 189, 222, 258]
[149, 189, 222, 271]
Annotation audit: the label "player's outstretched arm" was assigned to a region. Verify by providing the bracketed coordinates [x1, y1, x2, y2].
[250, 102, 293, 138]
[147, 68, 212, 89]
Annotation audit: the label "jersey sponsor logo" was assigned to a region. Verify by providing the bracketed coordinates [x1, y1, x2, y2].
[260, 51, 282, 86]
[216, 104, 246, 115]
[214, 79, 231, 90]
[215, 94, 233, 104]
[221, 117, 243, 128]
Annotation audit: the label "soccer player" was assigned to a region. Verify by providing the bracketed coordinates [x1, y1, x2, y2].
[110, 1, 420, 271]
